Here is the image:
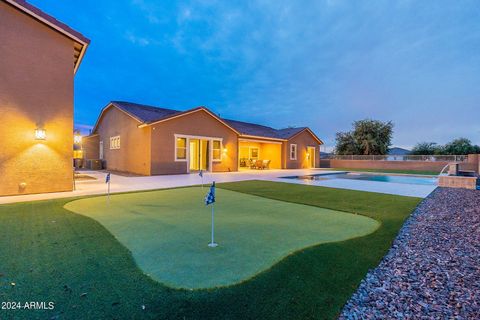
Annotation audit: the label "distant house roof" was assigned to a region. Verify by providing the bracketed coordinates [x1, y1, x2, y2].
[4, 0, 90, 73]
[92, 101, 322, 143]
[388, 147, 411, 155]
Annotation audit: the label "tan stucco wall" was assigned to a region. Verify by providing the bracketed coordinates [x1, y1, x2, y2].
[82, 135, 99, 160]
[283, 131, 321, 169]
[94, 107, 152, 175]
[0, 2, 75, 196]
[151, 110, 238, 174]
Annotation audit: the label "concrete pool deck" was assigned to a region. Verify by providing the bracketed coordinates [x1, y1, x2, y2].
[0, 169, 436, 204]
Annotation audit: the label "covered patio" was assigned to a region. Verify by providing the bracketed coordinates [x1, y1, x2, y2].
[238, 138, 283, 169]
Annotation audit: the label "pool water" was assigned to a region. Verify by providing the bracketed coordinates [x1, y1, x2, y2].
[285, 172, 438, 186]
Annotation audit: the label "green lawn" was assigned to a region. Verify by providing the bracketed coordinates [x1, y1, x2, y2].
[0, 181, 421, 319]
[64, 187, 378, 289]
[325, 167, 439, 175]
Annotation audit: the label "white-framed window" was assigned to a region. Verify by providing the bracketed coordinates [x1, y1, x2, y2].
[250, 147, 259, 159]
[212, 140, 222, 161]
[110, 136, 120, 150]
[175, 137, 187, 161]
[290, 144, 297, 160]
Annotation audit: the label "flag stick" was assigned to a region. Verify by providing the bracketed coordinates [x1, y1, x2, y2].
[208, 203, 218, 247]
[107, 175, 111, 205]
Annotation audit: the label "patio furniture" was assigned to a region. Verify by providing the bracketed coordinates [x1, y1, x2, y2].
[262, 160, 271, 169]
[255, 160, 263, 169]
[239, 158, 248, 167]
[249, 159, 257, 169]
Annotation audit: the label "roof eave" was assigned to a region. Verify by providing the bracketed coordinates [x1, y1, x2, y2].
[286, 128, 323, 144]
[140, 107, 241, 135]
[239, 134, 287, 142]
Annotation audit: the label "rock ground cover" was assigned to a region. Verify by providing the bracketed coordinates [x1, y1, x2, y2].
[341, 187, 480, 319]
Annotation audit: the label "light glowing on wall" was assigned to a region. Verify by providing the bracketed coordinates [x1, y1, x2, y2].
[35, 128, 46, 140]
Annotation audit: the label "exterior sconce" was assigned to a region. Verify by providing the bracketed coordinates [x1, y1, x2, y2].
[306, 153, 310, 159]
[35, 128, 46, 140]
[74, 133, 82, 144]
[223, 148, 228, 154]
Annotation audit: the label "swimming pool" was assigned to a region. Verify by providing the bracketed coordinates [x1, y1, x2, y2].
[283, 172, 438, 186]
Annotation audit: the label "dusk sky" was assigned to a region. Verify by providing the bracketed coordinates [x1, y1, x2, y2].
[31, 0, 479, 150]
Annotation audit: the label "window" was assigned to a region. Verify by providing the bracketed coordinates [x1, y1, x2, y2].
[110, 136, 120, 150]
[212, 140, 222, 161]
[175, 137, 187, 160]
[290, 144, 297, 160]
[250, 147, 259, 159]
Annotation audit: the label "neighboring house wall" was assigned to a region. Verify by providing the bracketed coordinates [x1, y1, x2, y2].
[0, 2, 74, 195]
[95, 107, 151, 175]
[150, 110, 238, 174]
[283, 130, 320, 169]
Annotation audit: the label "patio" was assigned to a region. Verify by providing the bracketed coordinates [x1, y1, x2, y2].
[0, 168, 438, 205]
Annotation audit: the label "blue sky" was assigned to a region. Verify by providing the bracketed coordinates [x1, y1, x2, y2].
[32, 0, 480, 150]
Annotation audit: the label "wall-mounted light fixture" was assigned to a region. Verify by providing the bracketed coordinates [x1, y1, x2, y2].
[74, 133, 82, 144]
[35, 128, 46, 140]
[306, 153, 311, 159]
[223, 148, 228, 154]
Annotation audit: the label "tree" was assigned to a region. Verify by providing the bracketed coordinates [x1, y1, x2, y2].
[411, 138, 480, 155]
[443, 138, 480, 155]
[335, 119, 394, 155]
[410, 142, 442, 155]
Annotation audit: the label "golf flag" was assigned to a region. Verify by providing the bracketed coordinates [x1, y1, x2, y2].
[205, 181, 218, 247]
[205, 182, 215, 205]
[106, 173, 111, 204]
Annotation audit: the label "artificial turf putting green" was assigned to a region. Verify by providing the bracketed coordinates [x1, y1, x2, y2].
[0, 181, 422, 319]
[64, 187, 379, 289]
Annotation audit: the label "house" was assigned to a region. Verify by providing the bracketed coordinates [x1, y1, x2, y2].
[0, 0, 89, 196]
[83, 101, 323, 175]
[388, 147, 411, 156]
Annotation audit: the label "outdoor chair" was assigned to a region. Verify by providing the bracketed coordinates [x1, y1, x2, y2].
[256, 159, 263, 169]
[262, 159, 271, 169]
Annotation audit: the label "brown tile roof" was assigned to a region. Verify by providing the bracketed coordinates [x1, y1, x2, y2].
[109, 101, 320, 142]
[111, 101, 181, 123]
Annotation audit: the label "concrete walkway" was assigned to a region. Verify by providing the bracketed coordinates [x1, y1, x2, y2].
[0, 169, 436, 204]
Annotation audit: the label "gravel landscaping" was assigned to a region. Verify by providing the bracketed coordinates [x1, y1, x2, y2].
[341, 187, 480, 319]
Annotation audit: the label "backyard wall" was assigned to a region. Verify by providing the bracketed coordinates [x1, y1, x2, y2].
[0, 2, 74, 196]
[321, 158, 479, 173]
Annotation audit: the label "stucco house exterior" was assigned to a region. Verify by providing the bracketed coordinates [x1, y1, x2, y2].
[84, 101, 323, 175]
[0, 0, 89, 196]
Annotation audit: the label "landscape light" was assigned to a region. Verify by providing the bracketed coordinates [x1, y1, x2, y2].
[35, 128, 46, 140]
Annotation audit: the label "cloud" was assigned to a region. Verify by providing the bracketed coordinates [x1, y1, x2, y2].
[124, 31, 151, 46]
